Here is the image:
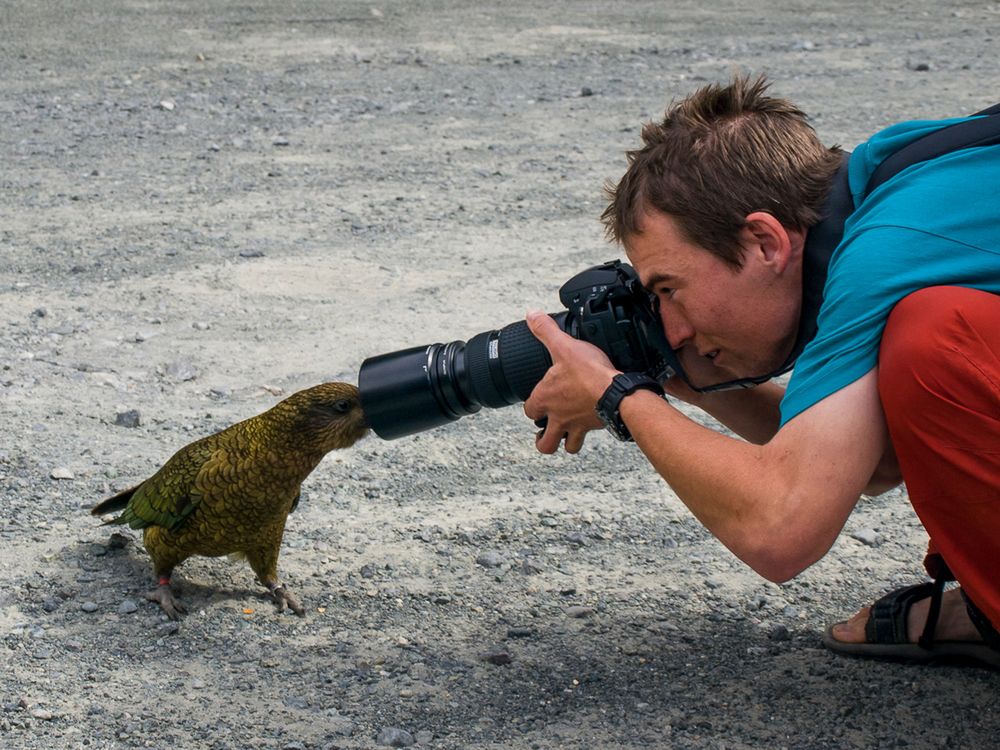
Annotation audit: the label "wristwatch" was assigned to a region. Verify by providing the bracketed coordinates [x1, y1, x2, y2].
[595, 372, 665, 442]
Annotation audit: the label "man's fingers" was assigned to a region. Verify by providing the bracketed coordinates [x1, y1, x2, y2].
[534, 426, 561, 455]
[526, 310, 565, 350]
[534, 423, 583, 455]
[563, 431, 586, 454]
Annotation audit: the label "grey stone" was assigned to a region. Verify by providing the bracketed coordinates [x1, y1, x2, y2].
[377, 727, 415, 747]
[475, 551, 504, 568]
[164, 361, 198, 381]
[851, 528, 880, 546]
[114, 409, 141, 428]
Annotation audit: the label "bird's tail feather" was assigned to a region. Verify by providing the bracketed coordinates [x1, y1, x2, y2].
[91, 485, 139, 519]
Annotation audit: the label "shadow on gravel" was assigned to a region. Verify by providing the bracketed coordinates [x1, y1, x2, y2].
[42, 532, 282, 619]
[383, 613, 1000, 749]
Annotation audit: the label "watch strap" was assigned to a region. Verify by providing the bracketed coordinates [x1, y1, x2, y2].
[596, 372, 665, 441]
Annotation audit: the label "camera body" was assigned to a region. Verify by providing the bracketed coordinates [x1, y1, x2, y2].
[358, 260, 678, 440]
[556, 259, 677, 380]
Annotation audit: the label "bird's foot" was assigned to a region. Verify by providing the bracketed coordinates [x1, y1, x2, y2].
[144, 583, 187, 620]
[266, 583, 305, 617]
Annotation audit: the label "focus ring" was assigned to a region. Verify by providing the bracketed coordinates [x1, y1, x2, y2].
[497, 320, 554, 401]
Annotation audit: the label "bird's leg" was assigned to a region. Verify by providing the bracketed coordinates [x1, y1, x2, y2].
[144, 574, 187, 620]
[265, 580, 305, 617]
[247, 546, 305, 616]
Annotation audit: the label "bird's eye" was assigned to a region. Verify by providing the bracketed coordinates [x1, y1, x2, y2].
[332, 399, 352, 414]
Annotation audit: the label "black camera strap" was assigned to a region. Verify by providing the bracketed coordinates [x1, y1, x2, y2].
[686, 101, 1000, 393]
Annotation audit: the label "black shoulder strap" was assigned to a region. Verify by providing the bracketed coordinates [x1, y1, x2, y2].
[865, 102, 1000, 197]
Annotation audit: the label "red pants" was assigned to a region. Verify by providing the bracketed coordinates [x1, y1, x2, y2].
[878, 286, 1000, 632]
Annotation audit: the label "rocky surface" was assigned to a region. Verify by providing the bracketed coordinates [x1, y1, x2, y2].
[2, 1, 999, 748]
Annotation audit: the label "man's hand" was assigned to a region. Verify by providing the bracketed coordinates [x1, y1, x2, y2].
[522, 310, 620, 454]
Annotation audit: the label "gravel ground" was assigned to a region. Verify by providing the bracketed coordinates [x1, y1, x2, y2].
[2, 2, 999, 749]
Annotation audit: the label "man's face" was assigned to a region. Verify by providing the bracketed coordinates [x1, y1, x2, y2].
[625, 209, 802, 387]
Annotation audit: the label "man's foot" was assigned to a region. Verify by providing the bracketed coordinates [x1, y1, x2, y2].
[830, 586, 982, 645]
[823, 584, 1000, 669]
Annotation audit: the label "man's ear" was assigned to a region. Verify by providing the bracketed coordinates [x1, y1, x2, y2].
[740, 211, 804, 273]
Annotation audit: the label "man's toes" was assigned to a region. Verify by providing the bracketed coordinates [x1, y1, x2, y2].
[830, 606, 871, 643]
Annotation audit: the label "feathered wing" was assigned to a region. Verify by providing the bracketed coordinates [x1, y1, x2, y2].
[94, 436, 228, 533]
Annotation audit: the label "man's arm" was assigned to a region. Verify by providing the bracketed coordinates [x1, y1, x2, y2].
[665, 379, 785, 445]
[666, 367, 902, 494]
[523, 311, 889, 582]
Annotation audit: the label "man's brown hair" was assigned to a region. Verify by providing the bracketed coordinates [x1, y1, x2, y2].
[602, 74, 843, 267]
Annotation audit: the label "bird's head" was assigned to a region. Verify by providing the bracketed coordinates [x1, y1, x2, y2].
[282, 381, 369, 453]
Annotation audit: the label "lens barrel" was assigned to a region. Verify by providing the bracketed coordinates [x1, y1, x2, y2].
[358, 313, 567, 440]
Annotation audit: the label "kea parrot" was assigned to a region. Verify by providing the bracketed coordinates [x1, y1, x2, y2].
[91, 382, 369, 619]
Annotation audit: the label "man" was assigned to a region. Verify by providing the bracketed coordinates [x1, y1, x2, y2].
[523, 74, 1000, 667]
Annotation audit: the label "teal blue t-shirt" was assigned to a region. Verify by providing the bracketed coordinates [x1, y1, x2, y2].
[779, 117, 1000, 426]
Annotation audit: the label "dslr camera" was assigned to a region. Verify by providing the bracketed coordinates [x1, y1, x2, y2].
[358, 260, 680, 439]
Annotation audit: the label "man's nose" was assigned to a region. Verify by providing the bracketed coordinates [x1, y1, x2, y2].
[661, 307, 695, 349]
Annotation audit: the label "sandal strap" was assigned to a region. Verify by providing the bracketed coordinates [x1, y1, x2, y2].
[918, 576, 947, 649]
[864, 581, 939, 648]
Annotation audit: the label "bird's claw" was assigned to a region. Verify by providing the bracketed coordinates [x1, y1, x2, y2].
[144, 584, 187, 620]
[268, 585, 305, 617]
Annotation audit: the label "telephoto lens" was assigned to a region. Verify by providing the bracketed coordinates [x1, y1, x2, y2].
[358, 313, 569, 440]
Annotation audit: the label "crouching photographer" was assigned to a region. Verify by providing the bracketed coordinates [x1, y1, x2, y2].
[361, 74, 1000, 669]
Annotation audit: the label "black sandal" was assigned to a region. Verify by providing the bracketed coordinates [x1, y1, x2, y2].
[822, 579, 1000, 669]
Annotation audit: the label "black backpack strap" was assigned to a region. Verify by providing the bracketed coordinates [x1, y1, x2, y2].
[865, 102, 1000, 196]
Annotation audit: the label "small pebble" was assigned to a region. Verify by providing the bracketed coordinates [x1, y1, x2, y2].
[80, 601, 99, 613]
[114, 410, 141, 428]
[475, 551, 504, 568]
[377, 727, 415, 747]
[769, 624, 791, 641]
[482, 648, 513, 665]
[157, 622, 180, 637]
[164, 361, 198, 382]
[565, 606, 595, 619]
[506, 626, 534, 639]
[851, 528, 879, 546]
[50, 467, 74, 480]
[118, 599, 139, 614]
